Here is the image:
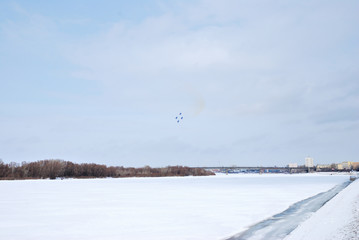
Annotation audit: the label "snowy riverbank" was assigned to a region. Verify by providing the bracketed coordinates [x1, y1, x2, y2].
[285, 177, 359, 240]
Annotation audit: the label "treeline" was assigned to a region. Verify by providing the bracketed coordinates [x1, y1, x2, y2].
[0, 159, 214, 180]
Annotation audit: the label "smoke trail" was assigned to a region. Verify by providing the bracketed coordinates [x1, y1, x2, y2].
[184, 83, 205, 116]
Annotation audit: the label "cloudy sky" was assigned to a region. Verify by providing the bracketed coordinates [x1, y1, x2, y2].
[1, 0, 358, 167]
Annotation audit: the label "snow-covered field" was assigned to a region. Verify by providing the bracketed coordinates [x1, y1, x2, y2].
[0, 174, 350, 240]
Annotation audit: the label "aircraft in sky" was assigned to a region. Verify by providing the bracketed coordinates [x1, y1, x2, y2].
[175, 113, 184, 123]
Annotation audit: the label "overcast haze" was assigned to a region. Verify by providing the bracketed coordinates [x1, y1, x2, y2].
[1, 0, 358, 167]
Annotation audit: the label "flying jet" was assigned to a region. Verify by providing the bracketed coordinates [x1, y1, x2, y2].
[175, 113, 184, 123]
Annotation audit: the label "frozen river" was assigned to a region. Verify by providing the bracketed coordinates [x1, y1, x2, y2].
[0, 174, 350, 240]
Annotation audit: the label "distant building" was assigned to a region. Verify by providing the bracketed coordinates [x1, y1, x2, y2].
[305, 157, 314, 168]
[337, 164, 344, 170]
[352, 162, 359, 171]
[341, 162, 352, 170]
[288, 163, 298, 168]
[316, 164, 332, 171]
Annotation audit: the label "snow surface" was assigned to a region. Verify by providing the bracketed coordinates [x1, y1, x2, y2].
[0, 174, 350, 240]
[284, 177, 359, 240]
[227, 180, 351, 240]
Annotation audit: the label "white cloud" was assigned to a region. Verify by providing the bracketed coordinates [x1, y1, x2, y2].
[1, 0, 359, 166]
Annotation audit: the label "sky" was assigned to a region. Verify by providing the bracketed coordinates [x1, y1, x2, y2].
[0, 0, 358, 167]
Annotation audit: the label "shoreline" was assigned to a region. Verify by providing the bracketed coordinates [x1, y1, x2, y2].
[225, 178, 354, 240]
[284, 178, 359, 240]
